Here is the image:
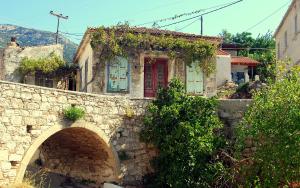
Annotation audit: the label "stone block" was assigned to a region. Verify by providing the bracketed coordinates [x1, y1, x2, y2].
[1, 162, 11, 170]
[24, 117, 36, 125]
[10, 116, 22, 125]
[0, 150, 8, 161]
[8, 154, 22, 162]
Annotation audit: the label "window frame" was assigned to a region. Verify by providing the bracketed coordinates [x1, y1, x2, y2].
[106, 57, 130, 93]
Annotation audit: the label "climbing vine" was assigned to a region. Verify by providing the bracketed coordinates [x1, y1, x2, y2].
[91, 25, 217, 75]
[19, 52, 65, 75]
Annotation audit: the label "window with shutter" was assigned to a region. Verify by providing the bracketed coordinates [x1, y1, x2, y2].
[107, 57, 129, 92]
[186, 61, 204, 95]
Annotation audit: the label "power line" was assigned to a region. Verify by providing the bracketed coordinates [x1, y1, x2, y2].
[50, 11, 69, 44]
[176, 18, 200, 32]
[244, 0, 291, 32]
[157, 0, 243, 29]
[137, 1, 240, 27]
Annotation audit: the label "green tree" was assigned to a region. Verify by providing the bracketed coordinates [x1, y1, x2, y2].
[141, 79, 227, 188]
[219, 30, 276, 82]
[235, 62, 300, 187]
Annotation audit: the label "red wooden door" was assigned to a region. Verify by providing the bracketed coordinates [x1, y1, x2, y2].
[144, 58, 168, 97]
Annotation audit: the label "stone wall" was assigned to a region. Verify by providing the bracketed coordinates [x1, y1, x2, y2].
[218, 99, 252, 140]
[0, 49, 4, 80]
[0, 80, 251, 187]
[0, 81, 155, 187]
[3, 44, 63, 83]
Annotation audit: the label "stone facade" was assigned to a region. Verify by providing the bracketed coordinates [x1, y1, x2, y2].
[0, 49, 4, 80]
[1, 43, 63, 83]
[74, 33, 218, 98]
[0, 80, 155, 187]
[0, 80, 251, 187]
[218, 99, 252, 140]
[275, 0, 300, 64]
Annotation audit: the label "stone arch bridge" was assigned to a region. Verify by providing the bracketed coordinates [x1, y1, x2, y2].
[0, 81, 250, 187]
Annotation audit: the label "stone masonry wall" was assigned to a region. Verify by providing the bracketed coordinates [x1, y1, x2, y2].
[0, 80, 251, 187]
[3, 44, 63, 83]
[218, 99, 252, 140]
[0, 80, 155, 187]
[0, 49, 4, 80]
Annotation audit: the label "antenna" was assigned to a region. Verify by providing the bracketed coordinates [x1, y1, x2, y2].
[50, 11, 69, 44]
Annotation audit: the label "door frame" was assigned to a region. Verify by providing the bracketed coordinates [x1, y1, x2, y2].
[144, 57, 168, 97]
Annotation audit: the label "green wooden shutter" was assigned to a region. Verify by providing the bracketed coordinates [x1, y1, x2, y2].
[118, 57, 129, 91]
[108, 57, 129, 92]
[186, 61, 203, 95]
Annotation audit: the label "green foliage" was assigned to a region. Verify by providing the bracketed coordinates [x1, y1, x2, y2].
[63, 106, 85, 121]
[235, 61, 300, 187]
[19, 52, 65, 75]
[236, 82, 250, 93]
[141, 79, 227, 188]
[219, 31, 276, 82]
[91, 25, 217, 75]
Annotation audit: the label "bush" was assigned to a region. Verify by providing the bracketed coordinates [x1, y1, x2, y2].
[141, 79, 227, 188]
[19, 52, 65, 75]
[63, 106, 85, 121]
[235, 62, 300, 187]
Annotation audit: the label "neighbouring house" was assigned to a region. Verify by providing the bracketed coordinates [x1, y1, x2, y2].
[221, 43, 260, 84]
[74, 26, 224, 98]
[0, 37, 77, 90]
[275, 0, 300, 64]
[231, 56, 259, 84]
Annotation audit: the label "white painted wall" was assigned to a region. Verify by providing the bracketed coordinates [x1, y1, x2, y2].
[216, 55, 231, 87]
[275, 0, 300, 65]
[76, 40, 93, 92]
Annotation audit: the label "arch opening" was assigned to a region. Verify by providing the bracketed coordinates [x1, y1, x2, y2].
[19, 125, 120, 187]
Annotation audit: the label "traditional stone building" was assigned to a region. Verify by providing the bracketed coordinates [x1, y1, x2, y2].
[0, 38, 77, 90]
[74, 27, 223, 98]
[0, 80, 250, 187]
[275, 0, 300, 64]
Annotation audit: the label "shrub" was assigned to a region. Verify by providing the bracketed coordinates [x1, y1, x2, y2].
[235, 61, 300, 187]
[63, 106, 85, 121]
[19, 52, 65, 75]
[141, 79, 227, 188]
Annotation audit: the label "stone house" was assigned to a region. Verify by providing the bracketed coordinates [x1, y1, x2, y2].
[0, 38, 77, 90]
[275, 0, 300, 64]
[74, 27, 227, 98]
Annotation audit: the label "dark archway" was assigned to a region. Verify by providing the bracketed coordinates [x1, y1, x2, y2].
[16, 123, 120, 187]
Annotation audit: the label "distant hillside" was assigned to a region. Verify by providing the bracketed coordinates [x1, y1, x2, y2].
[0, 24, 78, 63]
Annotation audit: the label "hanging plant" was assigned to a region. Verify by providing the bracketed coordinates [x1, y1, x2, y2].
[90, 25, 218, 75]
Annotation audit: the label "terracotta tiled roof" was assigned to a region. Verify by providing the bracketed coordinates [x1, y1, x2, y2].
[217, 49, 230, 56]
[88, 26, 222, 43]
[231, 56, 259, 66]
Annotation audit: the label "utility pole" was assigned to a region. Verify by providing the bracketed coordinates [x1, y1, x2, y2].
[50, 11, 68, 44]
[200, 16, 203, 35]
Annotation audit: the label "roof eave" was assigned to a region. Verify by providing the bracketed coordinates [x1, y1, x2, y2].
[73, 29, 92, 63]
[274, 0, 295, 37]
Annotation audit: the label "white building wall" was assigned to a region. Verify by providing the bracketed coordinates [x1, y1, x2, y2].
[216, 55, 232, 87]
[275, 0, 300, 65]
[76, 40, 93, 92]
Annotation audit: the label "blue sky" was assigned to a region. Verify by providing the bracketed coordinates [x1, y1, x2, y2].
[0, 0, 291, 43]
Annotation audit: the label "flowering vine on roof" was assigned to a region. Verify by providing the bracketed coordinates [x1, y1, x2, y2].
[90, 25, 218, 75]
